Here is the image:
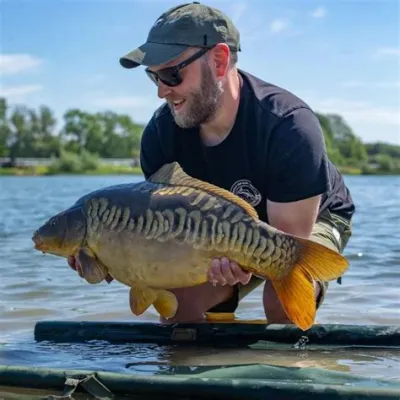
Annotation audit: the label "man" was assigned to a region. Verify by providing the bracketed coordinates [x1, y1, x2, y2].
[69, 2, 355, 325]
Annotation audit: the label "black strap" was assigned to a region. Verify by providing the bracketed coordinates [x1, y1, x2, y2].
[46, 373, 114, 400]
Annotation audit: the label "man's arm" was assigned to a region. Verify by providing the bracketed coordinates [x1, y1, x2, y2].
[267, 195, 321, 239]
[264, 107, 329, 239]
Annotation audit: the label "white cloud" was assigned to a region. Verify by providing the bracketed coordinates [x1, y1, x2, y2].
[317, 98, 400, 144]
[340, 81, 364, 88]
[0, 84, 43, 99]
[269, 19, 289, 34]
[294, 91, 400, 142]
[377, 47, 400, 57]
[311, 6, 326, 18]
[341, 80, 400, 88]
[315, 97, 400, 126]
[339, 107, 399, 126]
[90, 94, 162, 109]
[82, 93, 164, 124]
[374, 81, 400, 88]
[85, 74, 107, 86]
[0, 54, 42, 75]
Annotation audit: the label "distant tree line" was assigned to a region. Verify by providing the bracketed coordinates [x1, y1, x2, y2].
[317, 113, 400, 174]
[0, 97, 399, 174]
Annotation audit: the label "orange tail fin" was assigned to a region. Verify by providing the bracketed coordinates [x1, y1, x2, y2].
[270, 267, 316, 331]
[295, 237, 349, 280]
[270, 236, 349, 331]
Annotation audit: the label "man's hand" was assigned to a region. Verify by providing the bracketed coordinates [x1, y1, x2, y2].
[67, 255, 84, 277]
[208, 257, 252, 286]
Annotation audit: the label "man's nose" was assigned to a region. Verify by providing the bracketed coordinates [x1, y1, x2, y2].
[157, 81, 172, 99]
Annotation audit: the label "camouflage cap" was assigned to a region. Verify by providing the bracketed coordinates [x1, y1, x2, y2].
[119, 1, 241, 69]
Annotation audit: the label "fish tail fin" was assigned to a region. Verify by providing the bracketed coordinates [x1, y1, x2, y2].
[295, 237, 349, 282]
[270, 266, 316, 331]
[270, 236, 349, 331]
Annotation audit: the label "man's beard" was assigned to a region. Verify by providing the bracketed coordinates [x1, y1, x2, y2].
[169, 63, 224, 129]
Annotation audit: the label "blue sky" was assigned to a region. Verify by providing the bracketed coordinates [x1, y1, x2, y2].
[1, 0, 399, 144]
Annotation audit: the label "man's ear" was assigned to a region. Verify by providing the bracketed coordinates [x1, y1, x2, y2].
[212, 43, 230, 78]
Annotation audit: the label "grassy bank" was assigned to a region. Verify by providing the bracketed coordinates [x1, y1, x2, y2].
[0, 164, 144, 176]
[1, 164, 399, 176]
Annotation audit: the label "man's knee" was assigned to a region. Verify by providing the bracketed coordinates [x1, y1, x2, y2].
[310, 210, 353, 286]
[159, 283, 235, 324]
[262, 279, 322, 324]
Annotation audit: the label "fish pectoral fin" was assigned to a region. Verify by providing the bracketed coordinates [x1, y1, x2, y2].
[77, 248, 109, 284]
[153, 290, 178, 319]
[271, 267, 316, 331]
[129, 287, 178, 319]
[129, 286, 158, 316]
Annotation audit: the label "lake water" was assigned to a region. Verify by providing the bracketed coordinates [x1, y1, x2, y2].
[0, 174, 399, 383]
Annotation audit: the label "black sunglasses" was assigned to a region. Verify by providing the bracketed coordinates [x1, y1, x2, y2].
[145, 47, 211, 87]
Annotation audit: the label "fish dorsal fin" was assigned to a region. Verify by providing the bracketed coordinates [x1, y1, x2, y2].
[148, 162, 259, 219]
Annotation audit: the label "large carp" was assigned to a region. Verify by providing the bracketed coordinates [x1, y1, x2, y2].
[32, 162, 349, 330]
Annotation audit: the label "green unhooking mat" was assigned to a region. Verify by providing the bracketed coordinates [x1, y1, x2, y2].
[1, 321, 399, 399]
[33, 320, 400, 346]
[1, 362, 400, 400]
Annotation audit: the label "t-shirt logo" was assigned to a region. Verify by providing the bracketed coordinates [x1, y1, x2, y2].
[230, 179, 262, 207]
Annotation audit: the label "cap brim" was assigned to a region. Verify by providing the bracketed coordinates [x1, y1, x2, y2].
[119, 42, 190, 69]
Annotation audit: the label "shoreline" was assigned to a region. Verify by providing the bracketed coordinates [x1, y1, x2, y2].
[0, 165, 144, 176]
[1, 166, 399, 177]
[0, 164, 400, 177]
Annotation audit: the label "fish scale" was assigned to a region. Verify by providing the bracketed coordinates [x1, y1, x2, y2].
[86, 188, 288, 272]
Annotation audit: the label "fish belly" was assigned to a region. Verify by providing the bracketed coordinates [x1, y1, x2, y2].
[91, 231, 212, 289]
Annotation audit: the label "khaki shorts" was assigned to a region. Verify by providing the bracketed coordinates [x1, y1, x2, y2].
[208, 209, 353, 313]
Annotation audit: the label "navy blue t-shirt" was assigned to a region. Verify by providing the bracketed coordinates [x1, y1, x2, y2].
[139, 69, 355, 224]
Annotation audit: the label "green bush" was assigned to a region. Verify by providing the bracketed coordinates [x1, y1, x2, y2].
[46, 149, 99, 174]
[80, 149, 99, 171]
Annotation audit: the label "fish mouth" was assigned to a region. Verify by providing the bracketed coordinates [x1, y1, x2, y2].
[32, 232, 45, 251]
